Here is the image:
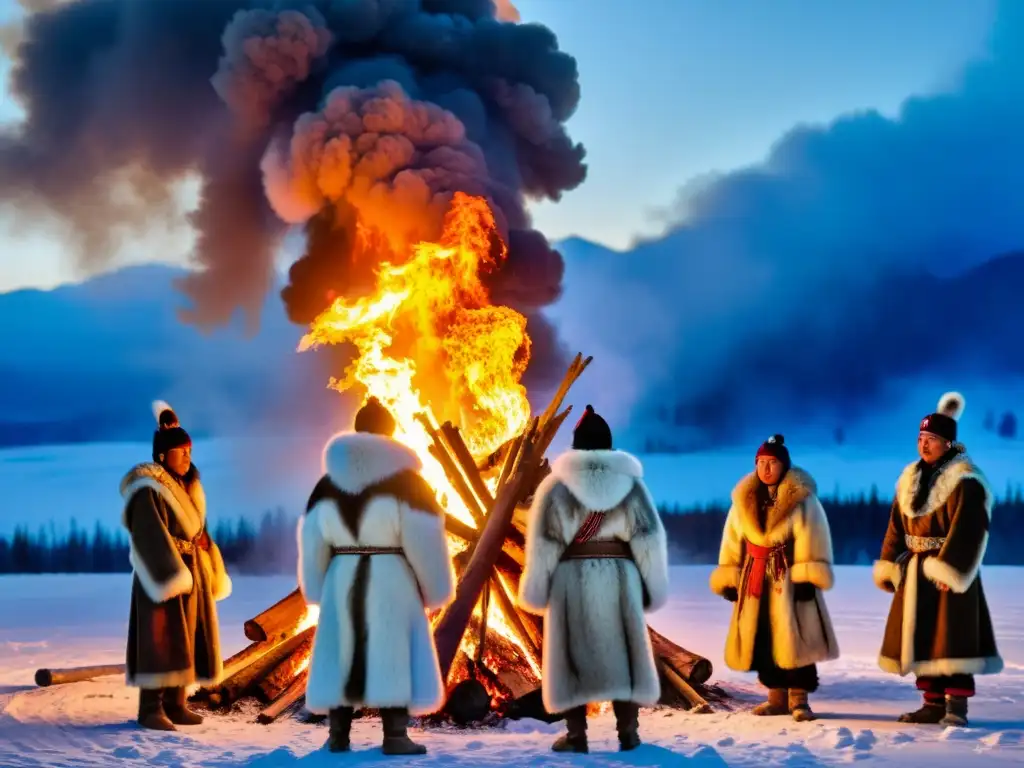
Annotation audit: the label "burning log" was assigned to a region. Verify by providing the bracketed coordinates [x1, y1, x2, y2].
[440, 422, 495, 510]
[648, 626, 712, 686]
[256, 668, 310, 724]
[255, 633, 315, 704]
[205, 627, 314, 708]
[658, 660, 713, 713]
[243, 588, 308, 643]
[34, 664, 125, 687]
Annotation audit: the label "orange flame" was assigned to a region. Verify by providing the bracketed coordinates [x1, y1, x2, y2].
[298, 193, 537, 681]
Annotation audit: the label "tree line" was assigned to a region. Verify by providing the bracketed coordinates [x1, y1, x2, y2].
[0, 489, 1021, 575]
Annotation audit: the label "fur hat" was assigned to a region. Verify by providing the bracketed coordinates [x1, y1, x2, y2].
[572, 404, 613, 451]
[151, 400, 191, 461]
[919, 391, 965, 443]
[755, 433, 791, 471]
[353, 396, 396, 436]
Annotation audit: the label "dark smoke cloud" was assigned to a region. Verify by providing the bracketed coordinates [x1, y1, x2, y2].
[1, 0, 584, 380]
[555, 0, 1024, 447]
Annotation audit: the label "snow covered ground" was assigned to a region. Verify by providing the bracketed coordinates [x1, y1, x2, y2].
[2, 436, 1022, 536]
[1, 566, 1022, 766]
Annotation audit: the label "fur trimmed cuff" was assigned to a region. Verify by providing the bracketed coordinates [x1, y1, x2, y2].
[709, 565, 740, 597]
[789, 561, 834, 590]
[873, 560, 901, 593]
[922, 555, 975, 594]
[631, 532, 670, 612]
[130, 543, 193, 603]
[206, 542, 232, 601]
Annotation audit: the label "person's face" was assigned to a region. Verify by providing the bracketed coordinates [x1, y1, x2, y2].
[164, 444, 192, 476]
[918, 432, 950, 464]
[756, 456, 784, 486]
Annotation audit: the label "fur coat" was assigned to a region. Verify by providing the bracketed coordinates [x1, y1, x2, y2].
[709, 468, 839, 672]
[517, 449, 670, 714]
[121, 463, 232, 689]
[873, 448, 1002, 677]
[298, 432, 455, 715]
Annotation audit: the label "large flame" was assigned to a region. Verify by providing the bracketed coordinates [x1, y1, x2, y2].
[298, 193, 539, 681]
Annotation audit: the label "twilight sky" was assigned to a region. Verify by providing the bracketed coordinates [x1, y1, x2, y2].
[0, 0, 996, 292]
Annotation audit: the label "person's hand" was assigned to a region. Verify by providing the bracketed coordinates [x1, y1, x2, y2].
[722, 587, 739, 603]
[935, 581, 949, 593]
[793, 582, 816, 602]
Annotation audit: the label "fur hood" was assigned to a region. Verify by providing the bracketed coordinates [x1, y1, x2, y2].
[550, 449, 643, 512]
[120, 462, 206, 540]
[895, 449, 993, 519]
[730, 466, 817, 543]
[322, 431, 421, 494]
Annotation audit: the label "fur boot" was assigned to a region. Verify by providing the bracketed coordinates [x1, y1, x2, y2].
[137, 688, 175, 731]
[552, 706, 588, 753]
[612, 701, 641, 751]
[940, 695, 969, 727]
[164, 687, 204, 726]
[381, 708, 427, 755]
[789, 689, 816, 722]
[326, 707, 353, 752]
[752, 688, 789, 716]
[898, 696, 945, 724]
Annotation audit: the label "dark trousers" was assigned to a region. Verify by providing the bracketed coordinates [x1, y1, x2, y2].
[563, 701, 639, 734]
[751, 592, 819, 692]
[917, 674, 975, 700]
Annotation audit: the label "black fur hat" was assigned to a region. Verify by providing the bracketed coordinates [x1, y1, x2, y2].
[920, 391, 965, 443]
[151, 400, 191, 461]
[354, 396, 396, 436]
[572, 404, 613, 451]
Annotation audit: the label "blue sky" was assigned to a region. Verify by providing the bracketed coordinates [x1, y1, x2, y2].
[0, 0, 997, 292]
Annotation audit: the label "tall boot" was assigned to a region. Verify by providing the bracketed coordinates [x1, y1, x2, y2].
[164, 687, 204, 726]
[381, 708, 427, 755]
[137, 688, 176, 731]
[326, 707, 353, 752]
[551, 706, 588, 753]
[752, 688, 789, 716]
[898, 694, 945, 724]
[940, 695, 969, 727]
[788, 689, 816, 722]
[612, 701, 641, 751]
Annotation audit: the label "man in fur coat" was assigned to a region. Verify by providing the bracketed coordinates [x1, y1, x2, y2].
[709, 435, 839, 722]
[298, 396, 454, 756]
[518, 405, 670, 754]
[873, 392, 1002, 727]
[121, 402, 232, 730]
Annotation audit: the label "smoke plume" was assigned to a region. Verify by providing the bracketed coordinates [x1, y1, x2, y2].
[0, 0, 584, 381]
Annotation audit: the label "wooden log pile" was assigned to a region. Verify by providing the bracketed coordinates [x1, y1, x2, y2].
[31, 352, 730, 723]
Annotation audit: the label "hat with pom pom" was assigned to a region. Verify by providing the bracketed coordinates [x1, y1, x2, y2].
[919, 391, 965, 443]
[572, 404, 613, 451]
[755, 433, 791, 471]
[151, 400, 191, 462]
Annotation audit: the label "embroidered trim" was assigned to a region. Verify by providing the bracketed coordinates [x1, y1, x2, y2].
[905, 534, 946, 553]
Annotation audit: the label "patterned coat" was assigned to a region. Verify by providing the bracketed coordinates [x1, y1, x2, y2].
[873, 448, 1002, 677]
[517, 449, 670, 714]
[121, 463, 232, 689]
[709, 468, 839, 672]
[298, 431, 455, 715]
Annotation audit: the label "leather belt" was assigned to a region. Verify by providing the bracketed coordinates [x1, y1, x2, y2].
[560, 539, 633, 561]
[905, 535, 946, 554]
[331, 546, 405, 557]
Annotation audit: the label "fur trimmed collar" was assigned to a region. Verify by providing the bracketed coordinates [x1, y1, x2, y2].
[895, 451, 993, 519]
[550, 449, 643, 512]
[731, 467, 816, 542]
[322, 431, 421, 494]
[120, 462, 206, 539]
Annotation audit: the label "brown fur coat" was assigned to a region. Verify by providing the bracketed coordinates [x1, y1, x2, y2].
[709, 467, 839, 672]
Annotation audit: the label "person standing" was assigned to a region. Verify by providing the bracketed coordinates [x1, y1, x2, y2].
[518, 405, 670, 754]
[873, 392, 1002, 727]
[709, 435, 839, 722]
[298, 396, 454, 755]
[121, 401, 232, 730]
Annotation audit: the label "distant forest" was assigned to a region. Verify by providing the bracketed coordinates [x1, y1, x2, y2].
[1, 488, 1022, 575]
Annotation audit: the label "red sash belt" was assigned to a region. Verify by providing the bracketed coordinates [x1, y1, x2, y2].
[745, 541, 788, 598]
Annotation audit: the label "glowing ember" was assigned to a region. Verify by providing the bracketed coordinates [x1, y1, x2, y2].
[298, 193, 537, 687]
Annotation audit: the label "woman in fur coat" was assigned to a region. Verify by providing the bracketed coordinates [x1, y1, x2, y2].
[709, 435, 839, 721]
[873, 392, 1001, 727]
[121, 402, 232, 731]
[298, 397, 454, 756]
[518, 405, 670, 754]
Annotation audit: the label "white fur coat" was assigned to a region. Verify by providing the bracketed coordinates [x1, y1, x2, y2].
[709, 468, 839, 672]
[517, 449, 670, 714]
[298, 432, 455, 715]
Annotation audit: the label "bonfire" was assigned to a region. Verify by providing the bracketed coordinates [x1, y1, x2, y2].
[34, 194, 727, 725]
